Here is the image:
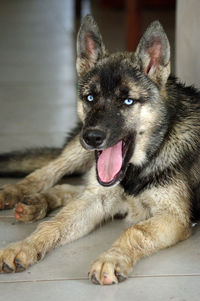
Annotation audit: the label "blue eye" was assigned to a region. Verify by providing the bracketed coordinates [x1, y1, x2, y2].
[87, 95, 94, 102]
[124, 98, 134, 106]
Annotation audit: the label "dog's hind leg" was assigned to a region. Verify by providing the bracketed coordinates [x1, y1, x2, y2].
[0, 134, 93, 210]
[0, 147, 62, 177]
[14, 184, 85, 222]
[0, 122, 82, 177]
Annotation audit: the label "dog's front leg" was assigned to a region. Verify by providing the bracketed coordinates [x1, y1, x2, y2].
[0, 195, 104, 273]
[0, 182, 124, 273]
[89, 214, 191, 285]
[89, 181, 192, 285]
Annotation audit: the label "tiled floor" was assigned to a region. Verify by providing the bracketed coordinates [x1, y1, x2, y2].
[0, 1, 200, 300]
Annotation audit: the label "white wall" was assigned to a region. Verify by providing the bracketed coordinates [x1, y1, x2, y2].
[176, 0, 200, 88]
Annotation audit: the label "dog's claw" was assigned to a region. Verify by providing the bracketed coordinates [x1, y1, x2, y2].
[115, 271, 127, 282]
[37, 252, 42, 261]
[15, 259, 25, 272]
[91, 273, 100, 285]
[2, 262, 14, 273]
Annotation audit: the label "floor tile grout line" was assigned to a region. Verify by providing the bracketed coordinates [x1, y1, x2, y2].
[129, 273, 200, 279]
[1, 274, 200, 284]
[0, 278, 88, 284]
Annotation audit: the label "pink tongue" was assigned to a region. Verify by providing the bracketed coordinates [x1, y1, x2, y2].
[97, 140, 122, 183]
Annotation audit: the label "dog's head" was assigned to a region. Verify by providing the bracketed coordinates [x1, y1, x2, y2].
[76, 15, 170, 186]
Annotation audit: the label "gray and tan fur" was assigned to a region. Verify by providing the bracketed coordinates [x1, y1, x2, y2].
[0, 15, 199, 285]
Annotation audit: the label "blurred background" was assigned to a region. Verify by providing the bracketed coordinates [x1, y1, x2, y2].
[0, 0, 199, 152]
[77, 0, 175, 71]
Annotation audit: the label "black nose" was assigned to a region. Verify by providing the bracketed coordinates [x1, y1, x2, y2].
[83, 129, 106, 148]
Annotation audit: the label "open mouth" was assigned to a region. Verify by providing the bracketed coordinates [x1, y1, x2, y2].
[95, 136, 134, 186]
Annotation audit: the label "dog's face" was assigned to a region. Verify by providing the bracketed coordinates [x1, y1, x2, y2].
[76, 15, 170, 187]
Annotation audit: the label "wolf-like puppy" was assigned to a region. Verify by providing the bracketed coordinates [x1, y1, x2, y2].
[0, 15, 199, 285]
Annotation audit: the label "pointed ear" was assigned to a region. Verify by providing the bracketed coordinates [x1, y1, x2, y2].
[135, 21, 170, 87]
[76, 15, 107, 76]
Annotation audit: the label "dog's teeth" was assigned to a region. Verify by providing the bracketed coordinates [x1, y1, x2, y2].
[97, 151, 102, 157]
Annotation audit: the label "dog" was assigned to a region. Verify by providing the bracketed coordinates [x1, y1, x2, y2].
[0, 15, 199, 285]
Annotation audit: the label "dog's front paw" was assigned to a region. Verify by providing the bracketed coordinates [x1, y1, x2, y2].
[0, 184, 23, 210]
[0, 241, 41, 273]
[88, 250, 131, 285]
[15, 194, 48, 222]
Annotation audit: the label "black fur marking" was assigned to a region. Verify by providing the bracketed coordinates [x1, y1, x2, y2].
[114, 212, 128, 220]
[121, 163, 174, 197]
[191, 185, 200, 222]
[97, 60, 148, 101]
[169, 76, 200, 102]
[118, 87, 130, 100]
[0, 171, 31, 178]
[37, 252, 42, 261]
[99, 64, 122, 97]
